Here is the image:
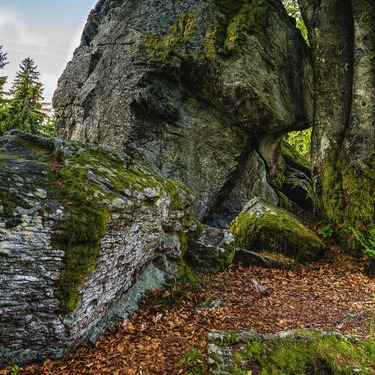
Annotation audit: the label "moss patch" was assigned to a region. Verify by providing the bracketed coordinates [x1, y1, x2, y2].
[281, 139, 311, 175]
[316, 147, 375, 254]
[142, 258, 201, 313]
[185, 222, 235, 273]
[143, 1, 281, 61]
[143, 13, 197, 61]
[209, 330, 375, 374]
[211, 0, 278, 55]
[52, 144, 192, 313]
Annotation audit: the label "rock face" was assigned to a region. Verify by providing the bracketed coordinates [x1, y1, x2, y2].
[0, 131, 194, 366]
[207, 329, 374, 374]
[230, 197, 325, 264]
[53, 0, 313, 227]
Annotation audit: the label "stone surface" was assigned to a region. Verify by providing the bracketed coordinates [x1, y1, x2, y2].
[53, 0, 312, 227]
[230, 197, 325, 264]
[280, 140, 313, 211]
[0, 131, 194, 366]
[207, 329, 373, 374]
[194, 296, 224, 313]
[185, 223, 235, 273]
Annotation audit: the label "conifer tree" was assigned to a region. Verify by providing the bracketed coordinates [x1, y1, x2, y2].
[1, 57, 46, 135]
[0, 46, 8, 118]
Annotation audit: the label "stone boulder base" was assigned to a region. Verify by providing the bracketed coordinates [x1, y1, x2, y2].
[53, 0, 312, 227]
[0, 131, 194, 367]
[185, 223, 235, 273]
[207, 329, 374, 374]
[230, 197, 325, 264]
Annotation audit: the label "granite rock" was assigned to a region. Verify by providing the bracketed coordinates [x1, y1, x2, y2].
[53, 0, 313, 227]
[0, 131, 194, 366]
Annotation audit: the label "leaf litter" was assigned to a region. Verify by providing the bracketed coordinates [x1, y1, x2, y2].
[1, 244, 374, 374]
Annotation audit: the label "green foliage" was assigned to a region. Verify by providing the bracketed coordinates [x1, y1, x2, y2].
[0, 45, 8, 124]
[317, 224, 334, 239]
[282, 0, 309, 44]
[370, 296, 375, 340]
[38, 114, 56, 138]
[179, 347, 207, 375]
[349, 227, 375, 258]
[284, 128, 312, 160]
[0, 57, 47, 135]
[349, 227, 375, 274]
[10, 365, 19, 375]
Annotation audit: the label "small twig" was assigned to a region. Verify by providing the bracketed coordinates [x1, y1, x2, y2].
[249, 277, 269, 296]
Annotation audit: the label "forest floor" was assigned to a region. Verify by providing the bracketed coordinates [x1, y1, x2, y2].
[2, 239, 375, 374]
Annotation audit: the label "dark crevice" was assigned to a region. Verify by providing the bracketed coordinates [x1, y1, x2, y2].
[202, 133, 256, 228]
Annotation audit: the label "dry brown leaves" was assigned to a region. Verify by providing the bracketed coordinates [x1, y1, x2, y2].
[2, 245, 374, 375]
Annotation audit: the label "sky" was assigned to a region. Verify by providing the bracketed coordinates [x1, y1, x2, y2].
[0, 0, 98, 103]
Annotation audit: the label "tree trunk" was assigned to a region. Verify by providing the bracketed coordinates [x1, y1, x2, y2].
[299, 0, 375, 252]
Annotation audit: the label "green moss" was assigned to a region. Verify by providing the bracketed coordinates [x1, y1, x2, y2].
[262, 334, 375, 374]
[225, 0, 271, 49]
[233, 339, 263, 374]
[209, 352, 223, 365]
[211, 0, 275, 55]
[223, 331, 375, 374]
[230, 199, 325, 263]
[281, 139, 311, 175]
[53, 147, 192, 313]
[1, 134, 191, 314]
[198, 242, 234, 273]
[177, 257, 201, 292]
[142, 258, 200, 312]
[143, 1, 277, 62]
[143, 13, 197, 61]
[52, 205, 109, 313]
[276, 191, 301, 214]
[317, 148, 375, 254]
[0, 190, 32, 228]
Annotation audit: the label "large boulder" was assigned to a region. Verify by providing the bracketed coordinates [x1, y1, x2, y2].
[53, 0, 313, 227]
[0, 131, 194, 366]
[230, 197, 325, 264]
[207, 329, 374, 374]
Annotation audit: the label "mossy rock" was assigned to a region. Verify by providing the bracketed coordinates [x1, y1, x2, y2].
[2, 131, 194, 315]
[230, 197, 325, 264]
[281, 139, 311, 176]
[207, 329, 375, 374]
[185, 222, 235, 273]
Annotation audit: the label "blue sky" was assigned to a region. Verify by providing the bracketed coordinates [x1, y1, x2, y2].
[0, 0, 97, 102]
